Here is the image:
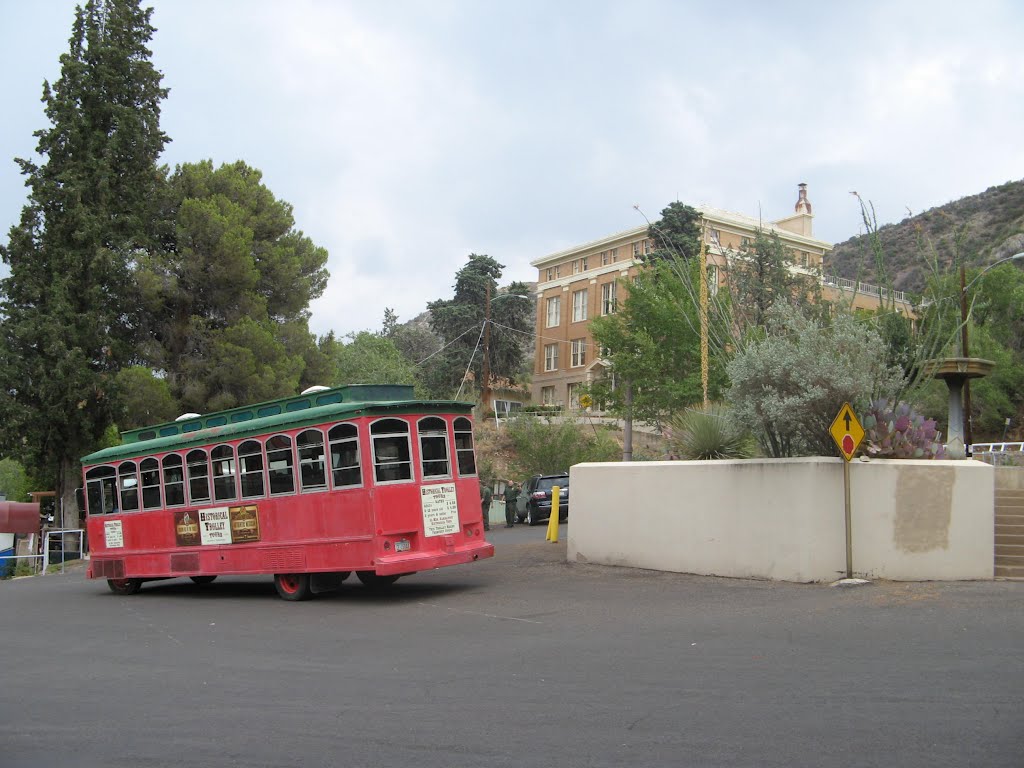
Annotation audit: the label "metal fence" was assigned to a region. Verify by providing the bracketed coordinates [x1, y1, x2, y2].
[971, 442, 1024, 466]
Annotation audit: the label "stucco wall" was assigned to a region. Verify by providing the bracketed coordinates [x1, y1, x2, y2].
[568, 458, 993, 582]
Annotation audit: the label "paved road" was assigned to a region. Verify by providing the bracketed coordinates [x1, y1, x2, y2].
[1, 523, 1021, 768]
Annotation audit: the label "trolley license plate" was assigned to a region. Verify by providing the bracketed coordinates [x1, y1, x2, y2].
[395, 539, 411, 552]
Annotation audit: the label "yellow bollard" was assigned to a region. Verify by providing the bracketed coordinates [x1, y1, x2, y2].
[546, 486, 561, 543]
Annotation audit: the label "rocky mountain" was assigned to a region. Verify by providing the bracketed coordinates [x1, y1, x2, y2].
[826, 179, 1024, 295]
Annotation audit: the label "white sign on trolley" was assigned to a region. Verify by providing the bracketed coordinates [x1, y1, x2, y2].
[104, 519, 124, 548]
[421, 483, 460, 537]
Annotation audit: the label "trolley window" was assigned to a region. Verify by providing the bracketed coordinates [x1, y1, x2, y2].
[238, 440, 265, 499]
[418, 417, 451, 478]
[141, 458, 162, 510]
[297, 429, 327, 491]
[328, 423, 361, 489]
[371, 418, 412, 483]
[118, 461, 140, 512]
[162, 454, 185, 507]
[212, 445, 237, 501]
[454, 417, 477, 476]
[187, 449, 211, 504]
[86, 466, 117, 515]
[267, 435, 296, 495]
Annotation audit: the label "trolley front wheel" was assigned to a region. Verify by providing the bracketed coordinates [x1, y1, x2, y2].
[107, 578, 142, 595]
[274, 573, 313, 601]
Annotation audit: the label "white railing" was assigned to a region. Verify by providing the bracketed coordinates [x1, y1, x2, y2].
[971, 442, 1024, 466]
[822, 274, 909, 304]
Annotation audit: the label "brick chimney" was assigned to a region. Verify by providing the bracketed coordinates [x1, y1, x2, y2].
[795, 182, 812, 215]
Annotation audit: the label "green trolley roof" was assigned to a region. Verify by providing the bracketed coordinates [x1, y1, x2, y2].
[82, 384, 473, 466]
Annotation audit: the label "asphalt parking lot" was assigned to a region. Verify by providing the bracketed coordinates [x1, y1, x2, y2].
[1, 523, 1021, 768]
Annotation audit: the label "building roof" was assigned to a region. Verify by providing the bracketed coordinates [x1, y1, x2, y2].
[531, 204, 832, 268]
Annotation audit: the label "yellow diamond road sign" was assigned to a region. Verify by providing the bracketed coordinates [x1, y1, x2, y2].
[830, 402, 864, 462]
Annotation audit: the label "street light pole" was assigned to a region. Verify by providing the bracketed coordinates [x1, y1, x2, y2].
[482, 282, 492, 412]
[480, 289, 533, 413]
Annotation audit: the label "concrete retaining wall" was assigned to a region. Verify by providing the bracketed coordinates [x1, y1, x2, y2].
[567, 457, 994, 582]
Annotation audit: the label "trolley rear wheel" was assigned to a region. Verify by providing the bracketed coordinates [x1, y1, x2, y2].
[107, 578, 142, 595]
[190, 575, 217, 585]
[356, 571, 400, 589]
[274, 573, 313, 601]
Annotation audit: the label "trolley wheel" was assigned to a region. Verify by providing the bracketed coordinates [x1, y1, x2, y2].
[190, 575, 217, 585]
[107, 578, 142, 595]
[274, 573, 313, 601]
[356, 571, 400, 589]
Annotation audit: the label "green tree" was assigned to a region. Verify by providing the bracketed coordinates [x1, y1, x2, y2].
[0, 0, 168, 528]
[643, 201, 703, 263]
[110, 366, 178, 430]
[589, 260, 726, 426]
[136, 160, 330, 412]
[426, 254, 532, 398]
[0, 459, 34, 503]
[726, 230, 823, 332]
[329, 331, 417, 386]
[726, 302, 905, 457]
[505, 416, 620, 478]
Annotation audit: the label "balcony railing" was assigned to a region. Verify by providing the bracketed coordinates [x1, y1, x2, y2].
[822, 274, 909, 304]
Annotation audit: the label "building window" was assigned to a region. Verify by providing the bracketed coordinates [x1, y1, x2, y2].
[567, 382, 581, 408]
[708, 264, 719, 297]
[601, 251, 610, 266]
[572, 260, 580, 275]
[601, 282, 617, 315]
[643, 239, 652, 255]
[581, 256, 588, 271]
[610, 247, 618, 262]
[545, 267, 554, 281]
[570, 339, 586, 367]
[632, 242, 641, 258]
[541, 386, 556, 406]
[572, 289, 588, 322]
[544, 343, 559, 372]
[545, 296, 561, 328]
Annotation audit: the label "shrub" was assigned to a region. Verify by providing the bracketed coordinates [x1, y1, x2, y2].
[667, 403, 756, 460]
[861, 399, 946, 459]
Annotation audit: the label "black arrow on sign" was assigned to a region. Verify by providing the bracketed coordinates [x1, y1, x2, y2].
[843, 410, 851, 431]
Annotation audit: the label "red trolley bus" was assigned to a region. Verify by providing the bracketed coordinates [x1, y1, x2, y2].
[82, 384, 493, 600]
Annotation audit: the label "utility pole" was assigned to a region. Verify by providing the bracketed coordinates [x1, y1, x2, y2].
[481, 282, 492, 412]
[959, 264, 973, 454]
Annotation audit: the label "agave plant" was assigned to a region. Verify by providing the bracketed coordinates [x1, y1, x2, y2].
[666, 403, 757, 460]
[861, 399, 946, 459]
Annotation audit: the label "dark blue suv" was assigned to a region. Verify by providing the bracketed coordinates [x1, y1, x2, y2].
[515, 473, 570, 526]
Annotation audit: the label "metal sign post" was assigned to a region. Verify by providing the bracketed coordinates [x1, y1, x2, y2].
[829, 403, 864, 579]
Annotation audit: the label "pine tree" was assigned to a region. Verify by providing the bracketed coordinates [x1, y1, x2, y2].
[0, 0, 168, 529]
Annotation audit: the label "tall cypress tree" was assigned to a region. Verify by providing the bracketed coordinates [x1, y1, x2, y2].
[0, 0, 168, 529]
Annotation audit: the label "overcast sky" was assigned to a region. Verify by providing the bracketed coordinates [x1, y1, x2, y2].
[2, 1, 1023, 338]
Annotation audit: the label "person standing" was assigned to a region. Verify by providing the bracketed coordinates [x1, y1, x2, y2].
[503, 481, 519, 528]
[480, 481, 492, 531]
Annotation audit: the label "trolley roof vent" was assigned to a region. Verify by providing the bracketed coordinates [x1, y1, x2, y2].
[301, 385, 331, 395]
[175, 413, 202, 422]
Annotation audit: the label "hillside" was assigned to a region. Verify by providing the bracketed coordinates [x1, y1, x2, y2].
[826, 179, 1024, 294]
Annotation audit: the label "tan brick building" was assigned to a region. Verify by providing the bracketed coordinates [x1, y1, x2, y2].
[528, 184, 912, 408]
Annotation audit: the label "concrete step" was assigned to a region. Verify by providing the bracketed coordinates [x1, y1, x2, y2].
[995, 515, 1024, 527]
[995, 565, 1024, 578]
[995, 534, 1024, 546]
[994, 524, 1024, 535]
[995, 553, 1024, 566]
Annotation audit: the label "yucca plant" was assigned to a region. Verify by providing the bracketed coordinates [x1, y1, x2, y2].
[667, 403, 757, 460]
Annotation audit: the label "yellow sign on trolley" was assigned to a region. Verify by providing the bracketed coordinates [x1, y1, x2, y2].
[829, 402, 864, 462]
